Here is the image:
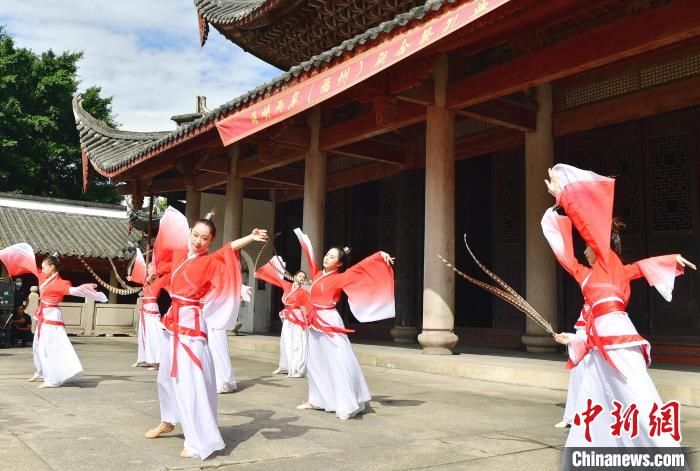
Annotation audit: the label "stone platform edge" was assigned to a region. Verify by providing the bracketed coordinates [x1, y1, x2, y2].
[228, 335, 700, 408]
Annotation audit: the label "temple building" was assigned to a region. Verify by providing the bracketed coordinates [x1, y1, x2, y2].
[74, 0, 700, 365]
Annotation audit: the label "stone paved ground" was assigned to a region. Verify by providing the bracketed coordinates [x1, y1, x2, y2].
[1, 337, 698, 470]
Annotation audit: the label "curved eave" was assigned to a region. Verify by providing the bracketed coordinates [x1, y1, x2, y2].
[79, 0, 517, 180]
[195, 0, 296, 29]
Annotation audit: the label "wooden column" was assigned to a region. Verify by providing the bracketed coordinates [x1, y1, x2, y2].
[185, 177, 201, 226]
[522, 83, 558, 352]
[223, 143, 244, 241]
[418, 55, 458, 354]
[301, 107, 327, 272]
[108, 270, 118, 304]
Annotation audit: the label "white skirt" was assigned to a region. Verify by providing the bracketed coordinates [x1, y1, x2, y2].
[566, 346, 682, 447]
[207, 327, 237, 393]
[33, 309, 82, 387]
[137, 312, 166, 365]
[281, 318, 308, 377]
[157, 331, 224, 460]
[306, 309, 370, 418]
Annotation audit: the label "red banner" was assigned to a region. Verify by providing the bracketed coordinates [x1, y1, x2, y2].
[216, 0, 511, 146]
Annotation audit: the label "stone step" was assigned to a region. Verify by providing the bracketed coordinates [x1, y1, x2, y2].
[229, 334, 700, 407]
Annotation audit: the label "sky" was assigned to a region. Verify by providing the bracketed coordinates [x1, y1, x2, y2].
[1, 0, 282, 132]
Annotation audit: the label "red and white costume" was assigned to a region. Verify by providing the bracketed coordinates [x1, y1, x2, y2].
[153, 207, 242, 459]
[0, 243, 107, 387]
[295, 228, 395, 418]
[130, 249, 169, 366]
[547, 164, 685, 447]
[255, 255, 310, 377]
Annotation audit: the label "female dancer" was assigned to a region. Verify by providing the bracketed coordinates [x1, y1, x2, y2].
[546, 164, 695, 447]
[143, 207, 267, 459]
[0, 244, 107, 387]
[130, 250, 169, 369]
[255, 255, 309, 378]
[293, 228, 395, 420]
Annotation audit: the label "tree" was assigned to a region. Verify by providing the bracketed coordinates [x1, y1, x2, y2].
[0, 26, 121, 203]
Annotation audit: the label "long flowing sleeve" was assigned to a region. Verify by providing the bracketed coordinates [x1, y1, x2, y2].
[153, 206, 190, 270]
[553, 164, 616, 267]
[337, 252, 395, 322]
[294, 228, 320, 279]
[255, 256, 292, 291]
[0, 243, 39, 278]
[68, 283, 108, 303]
[624, 255, 684, 302]
[541, 208, 590, 285]
[129, 248, 147, 285]
[202, 245, 242, 330]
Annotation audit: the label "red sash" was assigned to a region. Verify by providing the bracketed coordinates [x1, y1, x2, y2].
[35, 301, 63, 340]
[281, 306, 307, 328]
[307, 304, 354, 337]
[583, 299, 627, 374]
[162, 297, 206, 377]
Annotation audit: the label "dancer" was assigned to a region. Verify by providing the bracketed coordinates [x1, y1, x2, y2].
[546, 164, 695, 447]
[144, 207, 267, 460]
[130, 250, 169, 369]
[207, 283, 252, 394]
[255, 255, 309, 378]
[293, 228, 395, 420]
[0, 244, 107, 388]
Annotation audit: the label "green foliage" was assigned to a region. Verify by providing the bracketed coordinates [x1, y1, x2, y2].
[0, 26, 120, 203]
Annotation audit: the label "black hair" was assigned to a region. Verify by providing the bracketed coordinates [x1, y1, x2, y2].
[193, 210, 217, 238]
[294, 270, 307, 279]
[329, 246, 351, 272]
[611, 217, 625, 256]
[44, 255, 61, 272]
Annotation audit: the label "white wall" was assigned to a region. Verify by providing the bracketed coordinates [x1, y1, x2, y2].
[198, 193, 275, 333]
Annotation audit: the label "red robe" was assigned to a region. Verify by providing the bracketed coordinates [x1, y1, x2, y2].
[255, 260, 309, 328]
[549, 164, 684, 370]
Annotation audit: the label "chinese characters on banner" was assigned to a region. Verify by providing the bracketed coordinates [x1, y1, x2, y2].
[573, 399, 682, 443]
[215, 0, 511, 146]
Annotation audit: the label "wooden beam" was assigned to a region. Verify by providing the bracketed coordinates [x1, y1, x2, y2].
[553, 73, 700, 137]
[249, 167, 305, 187]
[243, 180, 301, 190]
[195, 155, 229, 174]
[457, 98, 536, 132]
[330, 140, 406, 166]
[151, 175, 187, 193]
[194, 172, 227, 191]
[447, 0, 700, 110]
[237, 149, 306, 177]
[327, 162, 400, 191]
[273, 125, 310, 149]
[395, 81, 434, 106]
[454, 127, 524, 161]
[320, 102, 425, 150]
[275, 189, 304, 203]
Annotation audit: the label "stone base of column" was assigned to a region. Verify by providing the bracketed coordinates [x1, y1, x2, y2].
[521, 333, 559, 353]
[390, 326, 418, 344]
[418, 330, 458, 355]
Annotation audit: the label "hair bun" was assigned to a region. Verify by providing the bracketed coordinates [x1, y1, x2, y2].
[205, 209, 215, 221]
[51, 251, 59, 257]
[342, 246, 351, 255]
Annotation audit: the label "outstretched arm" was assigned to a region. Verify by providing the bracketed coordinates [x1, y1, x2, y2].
[541, 208, 590, 284]
[546, 165, 616, 267]
[230, 228, 268, 251]
[624, 254, 696, 301]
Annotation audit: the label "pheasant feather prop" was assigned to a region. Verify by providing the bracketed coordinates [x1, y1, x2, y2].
[438, 235, 555, 335]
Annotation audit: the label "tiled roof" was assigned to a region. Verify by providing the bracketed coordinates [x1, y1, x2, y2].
[76, 0, 502, 177]
[0, 195, 142, 260]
